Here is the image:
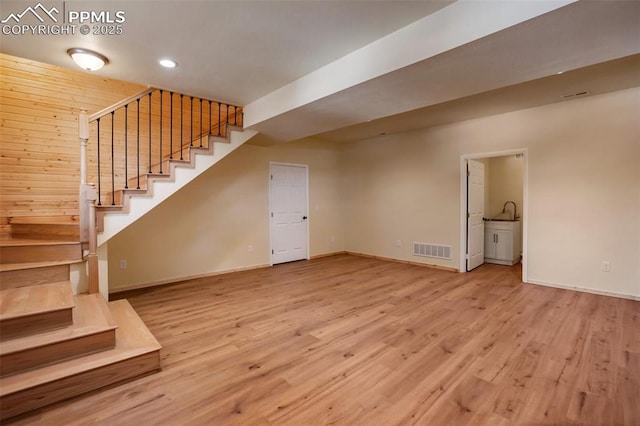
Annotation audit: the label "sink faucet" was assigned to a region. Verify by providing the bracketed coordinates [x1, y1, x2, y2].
[502, 201, 519, 220]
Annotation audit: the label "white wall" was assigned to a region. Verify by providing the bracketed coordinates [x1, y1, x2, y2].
[342, 87, 640, 298]
[108, 138, 344, 292]
[487, 155, 524, 219]
[109, 87, 640, 299]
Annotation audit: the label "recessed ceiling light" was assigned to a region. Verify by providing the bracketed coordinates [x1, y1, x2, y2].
[159, 58, 178, 68]
[67, 48, 108, 71]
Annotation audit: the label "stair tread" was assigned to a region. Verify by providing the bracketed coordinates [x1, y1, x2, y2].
[0, 282, 74, 321]
[107, 299, 160, 348]
[0, 294, 116, 357]
[9, 222, 79, 226]
[0, 259, 83, 273]
[0, 239, 80, 247]
[0, 299, 161, 397]
[8, 217, 79, 225]
[96, 205, 124, 210]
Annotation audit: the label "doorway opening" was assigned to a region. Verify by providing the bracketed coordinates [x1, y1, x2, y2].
[459, 149, 528, 282]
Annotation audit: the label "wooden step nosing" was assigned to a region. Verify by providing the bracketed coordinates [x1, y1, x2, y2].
[0, 260, 80, 272]
[0, 328, 117, 377]
[0, 325, 118, 356]
[0, 346, 161, 397]
[121, 189, 148, 195]
[96, 205, 124, 211]
[0, 240, 81, 247]
[7, 218, 80, 225]
[0, 350, 160, 421]
[0, 310, 73, 340]
[9, 222, 79, 226]
[0, 303, 74, 322]
[0, 281, 74, 321]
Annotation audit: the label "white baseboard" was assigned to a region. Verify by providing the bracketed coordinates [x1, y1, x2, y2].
[109, 263, 271, 295]
[526, 278, 639, 301]
[310, 251, 347, 260]
[346, 251, 459, 273]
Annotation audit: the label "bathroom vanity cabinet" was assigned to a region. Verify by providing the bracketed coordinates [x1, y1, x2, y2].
[484, 220, 521, 265]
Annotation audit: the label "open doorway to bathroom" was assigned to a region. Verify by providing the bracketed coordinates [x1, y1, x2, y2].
[459, 149, 527, 283]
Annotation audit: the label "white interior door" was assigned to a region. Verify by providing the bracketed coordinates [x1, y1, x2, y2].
[467, 159, 485, 271]
[270, 163, 308, 264]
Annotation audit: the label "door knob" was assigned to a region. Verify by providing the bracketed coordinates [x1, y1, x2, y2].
[302, 216, 308, 220]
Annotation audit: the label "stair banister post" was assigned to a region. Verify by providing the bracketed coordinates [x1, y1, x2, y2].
[79, 109, 99, 294]
[79, 110, 89, 244]
[86, 184, 99, 294]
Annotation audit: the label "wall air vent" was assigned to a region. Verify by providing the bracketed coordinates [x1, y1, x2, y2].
[562, 90, 590, 100]
[413, 242, 452, 260]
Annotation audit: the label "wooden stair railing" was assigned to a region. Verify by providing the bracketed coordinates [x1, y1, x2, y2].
[78, 88, 243, 294]
[86, 88, 243, 207]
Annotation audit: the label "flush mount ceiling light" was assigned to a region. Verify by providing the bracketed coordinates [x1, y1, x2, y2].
[159, 58, 178, 68]
[67, 48, 108, 71]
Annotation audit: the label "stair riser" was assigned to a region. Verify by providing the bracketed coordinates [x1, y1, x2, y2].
[125, 171, 170, 193]
[0, 309, 73, 341]
[1, 329, 116, 376]
[0, 351, 160, 421]
[123, 140, 210, 190]
[104, 189, 148, 207]
[11, 224, 80, 242]
[95, 130, 240, 237]
[0, 244, 81, 264]
[0, 264, 70, 290]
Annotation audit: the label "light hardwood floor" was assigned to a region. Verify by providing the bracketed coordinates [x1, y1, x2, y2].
[8, 254, 639, 425]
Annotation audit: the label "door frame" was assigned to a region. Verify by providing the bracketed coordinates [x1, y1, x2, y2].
[459, 149, 529, 282]
[269, 161, 310, 266]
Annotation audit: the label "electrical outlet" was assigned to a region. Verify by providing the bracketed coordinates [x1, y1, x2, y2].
[396, 240, 402, 247]
[120, 259, 127, 269]
[248, 245, 254, 252]
[601, 261, 610, 272]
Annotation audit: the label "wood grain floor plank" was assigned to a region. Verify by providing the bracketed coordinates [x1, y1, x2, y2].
[7, 254, 639, 425]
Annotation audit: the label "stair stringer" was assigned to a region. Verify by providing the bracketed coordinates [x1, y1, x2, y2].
[97, 128, 258, 247]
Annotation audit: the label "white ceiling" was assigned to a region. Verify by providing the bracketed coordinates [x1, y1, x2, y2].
[317, 54, 640, 143]
[244, 0, 640, 142]
[0, 0, 452, 104]
[2, 0, 639, 143]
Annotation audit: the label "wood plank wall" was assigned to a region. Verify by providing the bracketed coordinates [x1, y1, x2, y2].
[0, 53, 147, 221]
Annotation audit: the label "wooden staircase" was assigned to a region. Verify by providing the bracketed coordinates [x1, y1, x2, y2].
[95, 131, 240, 232]
[90, 125, 258, 246]
[0, 222, 161, 421]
